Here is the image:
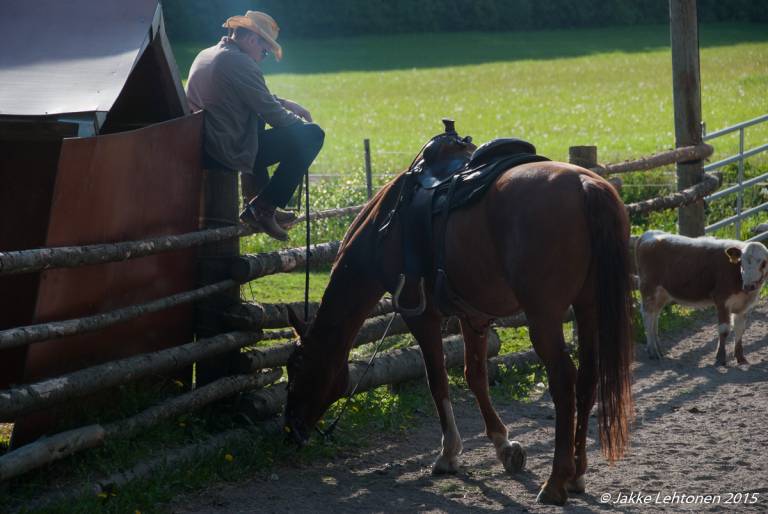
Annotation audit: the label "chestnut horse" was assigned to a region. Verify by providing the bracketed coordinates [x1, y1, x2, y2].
[285, 128, 633, 505]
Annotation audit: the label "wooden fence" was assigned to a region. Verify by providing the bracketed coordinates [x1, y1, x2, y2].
[0, 142, 720, 487]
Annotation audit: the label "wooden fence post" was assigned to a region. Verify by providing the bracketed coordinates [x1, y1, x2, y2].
[670, 0, 705, 236]
[364, 139, 373, 199]
[196, 169, 241, 386]
[568, 146, 597, 169]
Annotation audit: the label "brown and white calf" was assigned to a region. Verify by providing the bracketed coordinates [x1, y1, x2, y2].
[636, 230, 768, 365]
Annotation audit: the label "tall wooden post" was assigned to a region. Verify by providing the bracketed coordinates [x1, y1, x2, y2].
[196, 169, 240, 386]
[568, 146, 597, 169]
[670, 0, 705, 236]
[364, 139, 373, 199]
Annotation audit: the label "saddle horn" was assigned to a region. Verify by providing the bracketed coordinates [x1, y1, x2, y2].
[442, 118, 456, 134]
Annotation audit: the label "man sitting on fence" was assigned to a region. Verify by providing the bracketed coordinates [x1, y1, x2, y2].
[186, 10, 325, 241]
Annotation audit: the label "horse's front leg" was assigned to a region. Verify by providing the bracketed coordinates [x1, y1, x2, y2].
[405, 310, 462, 474]
[528, 313, 577, 506]
[460, 318, 526, 473]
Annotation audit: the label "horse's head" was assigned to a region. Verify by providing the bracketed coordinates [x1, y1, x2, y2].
[417, 118, 476, 173]
[284, 313, 350, 446]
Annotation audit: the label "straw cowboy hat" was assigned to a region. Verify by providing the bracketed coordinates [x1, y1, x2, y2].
[223, 10, 283, 61]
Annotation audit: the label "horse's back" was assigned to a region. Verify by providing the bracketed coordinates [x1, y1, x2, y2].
[444, 161, 612, 314]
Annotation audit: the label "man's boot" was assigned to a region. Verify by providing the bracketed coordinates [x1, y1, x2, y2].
[239, 197, 289, 241]
[241, 197, 296, 229]
[274, 208, 298, 228]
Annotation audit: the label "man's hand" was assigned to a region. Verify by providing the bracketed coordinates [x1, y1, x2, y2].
[280, 99, 313, 122]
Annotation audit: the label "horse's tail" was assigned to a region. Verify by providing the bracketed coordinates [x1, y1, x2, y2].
[582, 176, 634, 462]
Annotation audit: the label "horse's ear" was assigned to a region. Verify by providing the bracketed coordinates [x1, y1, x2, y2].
[287, 305, 311, 338]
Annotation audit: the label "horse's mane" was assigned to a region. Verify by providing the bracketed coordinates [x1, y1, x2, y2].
[335, 170, 407, 261]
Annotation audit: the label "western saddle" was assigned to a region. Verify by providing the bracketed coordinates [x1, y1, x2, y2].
[380, 119, 549, 319]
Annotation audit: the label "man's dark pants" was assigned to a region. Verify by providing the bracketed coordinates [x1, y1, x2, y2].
[243, 122, 325, 208]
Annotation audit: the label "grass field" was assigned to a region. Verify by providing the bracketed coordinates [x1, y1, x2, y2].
[175, 22, 768, 262]
[175, 23, 768, 178]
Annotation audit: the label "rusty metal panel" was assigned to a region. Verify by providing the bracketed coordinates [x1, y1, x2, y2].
[11, 113, 203, 444]
[0, 125, 76, 391]
[0, 0, 159, 115]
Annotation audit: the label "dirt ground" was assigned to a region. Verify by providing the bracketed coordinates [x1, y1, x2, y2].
[172, 300, 768, 513]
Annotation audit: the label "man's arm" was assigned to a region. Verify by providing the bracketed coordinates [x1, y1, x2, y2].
[226, 63, 303, 128]
[274, 96, 313, 122]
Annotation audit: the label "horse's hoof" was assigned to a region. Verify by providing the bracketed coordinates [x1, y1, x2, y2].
[715, 359, 727, 367]
[499, 441, 526, 473]
[432, 455, 459, 475]
[536, 482, 567, 506]
[565, 475, 586, 494]
[737, 357, 749, 365]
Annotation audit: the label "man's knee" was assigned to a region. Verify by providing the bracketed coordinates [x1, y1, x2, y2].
[301, 123, 325, 154]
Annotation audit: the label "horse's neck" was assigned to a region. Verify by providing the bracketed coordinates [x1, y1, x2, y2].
[304, 173, 403, 352]
[308, 254, 384, 355]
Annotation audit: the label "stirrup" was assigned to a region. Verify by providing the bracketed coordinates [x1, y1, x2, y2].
[393, 274, 426, 317]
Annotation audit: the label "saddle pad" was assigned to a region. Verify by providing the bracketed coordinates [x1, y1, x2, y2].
[432, 153, 550, 215]
[468, 138, 537, 168]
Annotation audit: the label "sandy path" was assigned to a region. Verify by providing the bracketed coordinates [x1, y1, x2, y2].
[172, 300, 768, 513]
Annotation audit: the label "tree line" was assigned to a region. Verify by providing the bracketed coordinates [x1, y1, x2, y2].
[162, 0, 767, 42]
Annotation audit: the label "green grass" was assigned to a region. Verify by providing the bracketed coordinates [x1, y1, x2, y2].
[241, 270, 329, 304]
[182, 22, 767, 254]
[175, 22, 767, 181]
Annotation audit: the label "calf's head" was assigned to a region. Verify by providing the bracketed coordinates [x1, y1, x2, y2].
[726, 242, 768, 292]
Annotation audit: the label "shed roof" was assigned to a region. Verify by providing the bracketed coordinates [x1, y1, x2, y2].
[0, 0, 182, 117]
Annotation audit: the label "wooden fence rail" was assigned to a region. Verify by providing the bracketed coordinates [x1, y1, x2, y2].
[592, 143, 713, 176]
[240, 332, 502, 421]
[0, 331, 259, 421]
[231, 241, 341, 283]
[0, 226, 248, 277]
[0, 369, 282, 482]
[0, 280, 238, 350]
[0, 205, 360, 277]
[625, 172, 721, 215]
[224, 297, 394, 330]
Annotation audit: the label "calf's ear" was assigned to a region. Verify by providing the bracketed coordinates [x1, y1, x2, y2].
[725, 247, 742, 264]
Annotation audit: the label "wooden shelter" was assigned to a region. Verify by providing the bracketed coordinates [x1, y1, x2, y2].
[0, 0, 203, 445]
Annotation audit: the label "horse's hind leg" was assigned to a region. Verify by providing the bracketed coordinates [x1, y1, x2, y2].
[405, 311, 463, 474]
[567, 301, 599, 495]
[528, 312, 577, 506]
[460, 318, 526, 473]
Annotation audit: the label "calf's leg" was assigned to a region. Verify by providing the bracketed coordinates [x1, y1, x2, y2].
[714, 305, 732, 366]
[732, 312, 749, 365]
[640, 290, 665, 359]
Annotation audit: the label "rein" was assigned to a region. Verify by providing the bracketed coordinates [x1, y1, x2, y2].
[315, 310, 398, 441]
[304, 165, 311, 321]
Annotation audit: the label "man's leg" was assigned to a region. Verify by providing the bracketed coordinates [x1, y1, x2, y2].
[241, 119, 270, 206]
[254, 123, 325, 208]
[241, 122, 324, 240]
[241, 170, 269, 204]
